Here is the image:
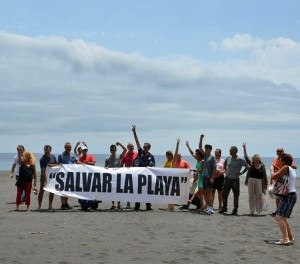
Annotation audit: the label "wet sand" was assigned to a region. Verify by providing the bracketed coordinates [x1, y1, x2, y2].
[0, 170, 299, 264]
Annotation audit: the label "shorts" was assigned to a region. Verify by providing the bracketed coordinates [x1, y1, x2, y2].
[276, 192, 297, 218]
[212, 175, 224, 191]
[203, 177, 213, 190]
[197, 173, 203, 188]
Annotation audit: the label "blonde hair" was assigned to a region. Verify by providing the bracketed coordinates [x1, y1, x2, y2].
[22, 151, 36, 165]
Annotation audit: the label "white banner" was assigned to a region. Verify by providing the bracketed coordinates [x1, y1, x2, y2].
[45, 165, 191, 204]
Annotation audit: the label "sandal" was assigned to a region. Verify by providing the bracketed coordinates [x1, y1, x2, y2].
[275, 239, 291, 245]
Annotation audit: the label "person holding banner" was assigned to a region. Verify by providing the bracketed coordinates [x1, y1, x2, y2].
[105, 142, 127, 210]
[186, 141, 204, 212]
[121, 142, 138, 209]
[58, 142, 82, 210]
[163, 138, 180, 211]
[38, 145, 57, 211]
[132, 125, 155, 211]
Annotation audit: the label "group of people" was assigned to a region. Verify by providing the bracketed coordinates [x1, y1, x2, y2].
[9, 126, 297, 246]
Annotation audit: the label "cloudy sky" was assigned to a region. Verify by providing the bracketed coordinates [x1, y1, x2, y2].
[1, 0, 299, 157]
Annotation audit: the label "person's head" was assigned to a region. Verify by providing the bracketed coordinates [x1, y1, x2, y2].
[193, 171, 198, 180]
[229, 146, 238, 156]
[64, 142, 72, 153]
[280, 153, 293, 166]
[195, 149, 204, 160]
[165, 150, 173, 161]
[143, 142, 151, 153]
[110, 144, 116, 155]
[176, 153, 182, 161]
[276, 147, 284, 158]
[215, 148, 222, 159]
[252, 154, 262, 164]
[127, 143, 134, 153]
[22, 151, 35, 165]
[44, 145, 52, 154]
[17, 145, 25, 156]
[204, 144, 212, 156]
[81, 145, 88, 156]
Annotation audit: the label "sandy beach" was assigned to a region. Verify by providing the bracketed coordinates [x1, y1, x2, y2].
[0, 170, 299, 264]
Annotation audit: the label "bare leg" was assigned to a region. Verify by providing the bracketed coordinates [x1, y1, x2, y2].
[276, 215, 289, 242]
[49, 193, 54, 209]
[38, 189, 44, 209]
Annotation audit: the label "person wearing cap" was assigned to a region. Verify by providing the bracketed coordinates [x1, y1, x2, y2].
[74, 141, 88, 158]
[38, 145, 57, 210]
[132, 125, 155, 211]
[199, 134, 216, 215]
[219, 146, 250, 215]
[58, 142, 82, 210]
[79, 145, 96, 165]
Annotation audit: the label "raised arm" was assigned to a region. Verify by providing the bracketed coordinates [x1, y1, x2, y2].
[132, 125, 141, 150]
[186, 141, 197, 160]
[242, 142, 251, 166]
[116, 141, 127, 159]
[173, 138, 180, 165]
[74, 141, 81, 156]
[199, 134, 205, 154]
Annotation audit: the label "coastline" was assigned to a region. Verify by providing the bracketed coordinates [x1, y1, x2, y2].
[0, 170, 299, 263]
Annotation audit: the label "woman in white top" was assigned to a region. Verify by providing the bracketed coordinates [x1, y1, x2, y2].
[270, 153, 297, 245]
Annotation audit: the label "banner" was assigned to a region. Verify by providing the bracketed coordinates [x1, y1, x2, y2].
[45, 165, 191, 204]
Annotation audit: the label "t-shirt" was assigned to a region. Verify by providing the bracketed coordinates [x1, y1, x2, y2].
[273, 157, 282, 172]
[164, 160, 173, 168]
[13, 155, 20, 176]
[174, 160, 191, 169]
[203, 155, 216, 179]
[58, 152, 78, 164]
[224, 156, 250, 179]
[137, 147, 155, 167]
[122, 151, 138, 167]
[79, 154, 96, 165]
[40, 154, 57, 170]
[105, 154, 122, 168]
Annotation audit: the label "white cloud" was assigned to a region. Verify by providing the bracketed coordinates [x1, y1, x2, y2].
[0, 31, 299, 157]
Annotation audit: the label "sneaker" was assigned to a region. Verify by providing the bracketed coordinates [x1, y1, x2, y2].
[179, 205, 189, 210]
[210, 209, 214, 214]
[48, 207, 55, 212]
[231, 210, 238, 215]
[134, 207, 140, 211]
[146, 206, 153, 211]
[204, 209, 212, 215]
[117, 205, 123, 210]
[218, 208, 227, 214]
[110, 206, 116, 210]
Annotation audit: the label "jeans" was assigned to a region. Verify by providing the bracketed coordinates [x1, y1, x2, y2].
[222, 177, 240, 211]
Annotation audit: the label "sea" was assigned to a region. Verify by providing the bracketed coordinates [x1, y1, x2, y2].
[0, 153, 299, 176]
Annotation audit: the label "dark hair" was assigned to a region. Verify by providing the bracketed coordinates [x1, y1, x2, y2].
[215, 148, 222, 155]
[204, 144, 212, 150]
[195, 149, 204, 159]
[144, 142, 151, 149]
[17, 145, 25, 151]
[166, 150, 173, 157]
[110, 144, 117, 150]
[44, 145, 52, 151]
[280, 153, 293, 166]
